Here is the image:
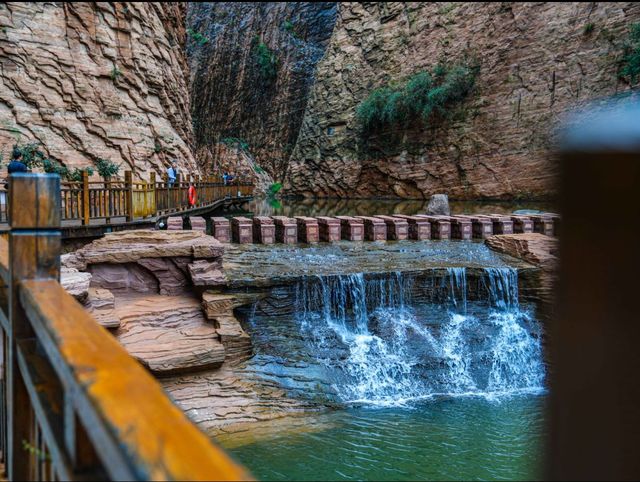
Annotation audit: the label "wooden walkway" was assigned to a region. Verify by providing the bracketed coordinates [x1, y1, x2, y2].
[0, 172, 254, 238]
[0, 174, 251, 480]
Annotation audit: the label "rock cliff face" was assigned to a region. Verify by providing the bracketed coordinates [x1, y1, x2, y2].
[286, 2, 640, 199]
[187, 2, 337, 182]
[0, 2, 198, 179]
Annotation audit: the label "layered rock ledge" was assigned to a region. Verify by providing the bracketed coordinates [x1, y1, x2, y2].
[61, 229, 313, 436]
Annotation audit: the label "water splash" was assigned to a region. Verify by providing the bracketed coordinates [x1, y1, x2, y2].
[293, 268, 545, 406]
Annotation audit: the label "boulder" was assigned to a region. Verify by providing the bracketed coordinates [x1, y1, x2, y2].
[188, 260, 226, 287]
[426, 194, 450, 216]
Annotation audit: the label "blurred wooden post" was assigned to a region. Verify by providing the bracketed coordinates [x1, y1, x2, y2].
[549, 102, 640, 480]
[124, 171, 133, 222]
[82, 170, 90, 226]
[7, 174, 61, 480]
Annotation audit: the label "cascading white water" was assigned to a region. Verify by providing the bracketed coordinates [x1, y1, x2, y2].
[294, 267, 545, 406]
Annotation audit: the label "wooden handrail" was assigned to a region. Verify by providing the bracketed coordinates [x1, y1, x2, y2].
[2, 175, 254, 226]
[0, 173, 251, 481]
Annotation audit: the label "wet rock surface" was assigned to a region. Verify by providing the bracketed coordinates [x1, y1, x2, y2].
[187, 2, 337, 181]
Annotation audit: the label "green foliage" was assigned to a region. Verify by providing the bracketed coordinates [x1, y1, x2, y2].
[22, 440, 50, 462]
[221, 137, 250, 151]
[11, 142, 95, 181]
[254, 165, 265, 174]
[95, 158, 120, 178]
[355, 61, 479, 135]
[67, 167, 94, 182]
[583, 22, 595, 35]
[13, 142, 47, 169]
[268, 182, 282, 196]
[110, 65, 122, 81]
[154, 141, 163, 153]
[253, 36, 278, 80]
[186, 28, 209, 46]
[620, 23, 640, 83]
[42, 158, 69, 178]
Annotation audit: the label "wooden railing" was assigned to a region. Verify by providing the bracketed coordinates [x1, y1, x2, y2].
[1, 172, 254, 226]
[0, 174, 250, 481]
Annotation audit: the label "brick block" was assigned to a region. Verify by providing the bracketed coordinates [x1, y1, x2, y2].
[480, 215, 514, 235]
[211, 217, 231, 243]
[231, 216, 253, 244]
[510, 216, 534, 234]
[295, 216, 320, 243]
[354, 216, 387, 241]
[335, 216, 365, 241]
[167, 216, 183, 231]
[190, 216, 206, 232]
[457, 215, 494, 239]
[374, 215, 409, 240]
[392, 215, 431, 240]
[530, 215, 555, 236]
[416, 215, 451, 240]
[450, 216, 473, 240]
[253, 216, 275, 244]
[316, 216, 341, 242]
[272, 216, 298, 244]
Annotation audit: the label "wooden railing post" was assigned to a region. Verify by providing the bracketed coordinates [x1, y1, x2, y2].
[124, 171, 133, 222]
[150, 172, 157, 217]
[82, 170, 90, 226]
[7, 173, 61, 481]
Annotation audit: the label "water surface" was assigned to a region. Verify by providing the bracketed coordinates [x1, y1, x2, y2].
[226, 396, 545, 481]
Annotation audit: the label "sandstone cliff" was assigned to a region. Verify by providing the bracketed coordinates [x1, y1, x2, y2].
[0, 2, 198, 179]
[286, 2, 640, 199]
[187, 2, 337, 182]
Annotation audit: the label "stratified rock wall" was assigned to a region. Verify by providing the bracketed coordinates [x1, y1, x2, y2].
[187, 2, 337, 181]
[0, 2, 198, 179]
[287, 2, 640, 199]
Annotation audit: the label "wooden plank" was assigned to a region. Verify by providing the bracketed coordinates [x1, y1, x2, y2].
[20, 280, 251, 481]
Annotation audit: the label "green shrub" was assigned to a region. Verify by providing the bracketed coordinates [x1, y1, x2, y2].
[268, 182, 282, 196]
[620, 23, 640, 83]
[67, 167, 94, 182]
[186, 28, 209, 46]
[13, 142, 47, 169]
[95, 158, 120, 178]
[355, 61, 479, 135]
[253, 37, 278, 79]
[110, 65, 122, 81]
[254, 165, 265, 174]
[42, 158, 69, 178]
[583, 22, 595, 35]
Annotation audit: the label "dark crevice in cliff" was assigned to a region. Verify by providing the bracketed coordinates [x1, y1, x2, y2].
[187, 2, 337, 181]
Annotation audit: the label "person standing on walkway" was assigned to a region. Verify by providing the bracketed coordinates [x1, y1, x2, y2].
[167, 160, 177, 188]
[7, 148, 28, 174]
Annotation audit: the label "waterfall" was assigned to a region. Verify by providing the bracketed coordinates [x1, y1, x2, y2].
[293, 268, 545, 406]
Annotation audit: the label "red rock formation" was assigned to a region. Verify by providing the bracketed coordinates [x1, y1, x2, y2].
[286, 2, 640, 199]
[0, 2, 198, 179]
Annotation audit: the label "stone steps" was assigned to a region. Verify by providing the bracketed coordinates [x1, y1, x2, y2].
[165, 213, 560, 244]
